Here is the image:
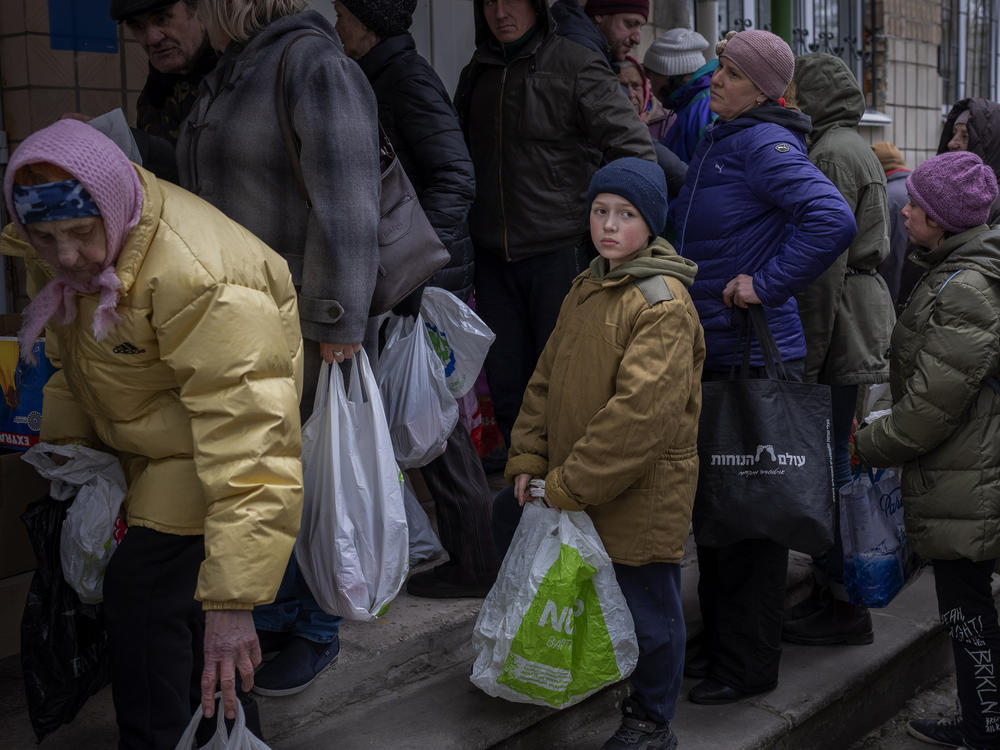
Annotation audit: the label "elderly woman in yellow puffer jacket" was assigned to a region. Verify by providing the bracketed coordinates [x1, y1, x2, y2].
[1, 119, 304, 749]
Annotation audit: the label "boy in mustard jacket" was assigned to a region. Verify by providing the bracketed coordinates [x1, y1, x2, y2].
[494, 157, 705, 750]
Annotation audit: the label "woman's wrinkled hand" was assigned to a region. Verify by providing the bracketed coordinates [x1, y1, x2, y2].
[201, 610, 261, 720]
[722, 274, 761, 308]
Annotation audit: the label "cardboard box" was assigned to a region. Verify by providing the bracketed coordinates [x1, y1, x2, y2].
[0, 571, 32, 659]
[0, 313, 55, 451]
[0, 451, 48, 579]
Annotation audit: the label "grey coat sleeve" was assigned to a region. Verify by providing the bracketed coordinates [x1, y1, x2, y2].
[290, 52, 381, 344]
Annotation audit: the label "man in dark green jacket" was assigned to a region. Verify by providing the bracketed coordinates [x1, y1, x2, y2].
[454, 0, 655, 448]
[781, 52, 895, 649]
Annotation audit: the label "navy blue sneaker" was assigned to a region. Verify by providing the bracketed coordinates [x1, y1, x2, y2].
[252, 636, 339, 697]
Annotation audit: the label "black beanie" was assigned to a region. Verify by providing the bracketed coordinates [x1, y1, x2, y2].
[340, 0, 417, 37]
[109, 0, 175, 21]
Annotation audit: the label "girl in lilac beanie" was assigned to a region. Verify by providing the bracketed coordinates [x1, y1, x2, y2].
[904, 150, 998, 237]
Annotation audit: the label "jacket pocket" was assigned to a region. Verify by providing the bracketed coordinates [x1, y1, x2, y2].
[518, 74, 574, 140]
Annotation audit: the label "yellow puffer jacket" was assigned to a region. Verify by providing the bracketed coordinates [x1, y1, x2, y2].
[1, 165, 304, 610]
[505, 240, 705, 565]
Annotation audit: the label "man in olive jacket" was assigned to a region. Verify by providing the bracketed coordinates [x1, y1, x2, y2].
[454, 0, 656, 448]
[785, 52, 895, 647]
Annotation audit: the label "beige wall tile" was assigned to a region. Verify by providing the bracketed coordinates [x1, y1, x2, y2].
[2, 87, 30, 141]
[23, 0, 48, 34]
[80, 88, 124, 117]
[0, 0, 26, 36]
[25, 34, 75, 87]
[0, 34, 27, 88]
[29, 87, 77, 132]
[78, 50, 121, 89]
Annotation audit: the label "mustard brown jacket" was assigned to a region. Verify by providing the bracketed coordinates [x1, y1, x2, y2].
[1, 165, 304, 610]
[854, 225, 1000, 562]
[506, 239, 705, 565]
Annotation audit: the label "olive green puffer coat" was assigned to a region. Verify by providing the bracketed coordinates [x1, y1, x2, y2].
[792, 52, 894, 386]
[854, 225, 1000, 561]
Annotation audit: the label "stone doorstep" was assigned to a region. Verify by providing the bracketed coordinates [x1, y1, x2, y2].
[272, 567, 963, 750]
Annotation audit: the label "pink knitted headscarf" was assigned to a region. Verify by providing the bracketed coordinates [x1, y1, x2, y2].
[3, 119, 144, 363]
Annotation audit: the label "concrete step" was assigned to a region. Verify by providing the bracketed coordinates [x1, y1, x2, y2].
[2, 544, 957, 750]
[269, 563, 959, 750]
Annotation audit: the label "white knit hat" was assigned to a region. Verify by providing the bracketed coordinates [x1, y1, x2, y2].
[643, 28, 710, 77]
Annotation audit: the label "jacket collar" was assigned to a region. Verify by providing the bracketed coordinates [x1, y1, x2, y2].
[113, 165, 162, 297]
[357, 33, 414, 80]
[910, 225, 991, 269]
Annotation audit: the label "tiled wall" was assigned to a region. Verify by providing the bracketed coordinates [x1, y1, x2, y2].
[873, 0, 945, 169]
[0, 0, 148, 151]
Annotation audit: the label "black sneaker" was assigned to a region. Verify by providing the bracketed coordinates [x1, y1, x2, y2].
[601, 718, 677, 750]
[602, 697, 678, 750]
[907, 716, 964, 747]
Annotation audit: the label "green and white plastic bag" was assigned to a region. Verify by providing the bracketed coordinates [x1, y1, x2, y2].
[470, 502, 638, 708]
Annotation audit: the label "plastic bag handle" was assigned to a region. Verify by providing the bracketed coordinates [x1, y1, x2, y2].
[173, 692, 247, 749]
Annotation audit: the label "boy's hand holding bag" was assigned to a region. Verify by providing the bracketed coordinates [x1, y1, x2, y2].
[470, 500, 638, 709]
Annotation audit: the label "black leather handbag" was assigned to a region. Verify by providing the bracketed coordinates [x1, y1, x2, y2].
[276, 32, 450, 316]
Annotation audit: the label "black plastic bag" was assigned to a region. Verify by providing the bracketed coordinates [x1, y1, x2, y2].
[693, 306, 836, 556]
[20, 495, 111, 741]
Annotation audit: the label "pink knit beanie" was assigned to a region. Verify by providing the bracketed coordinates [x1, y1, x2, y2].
[906, 151, 998, 233]
[3, 119, 144, 361]
[718, 29, 795, 101]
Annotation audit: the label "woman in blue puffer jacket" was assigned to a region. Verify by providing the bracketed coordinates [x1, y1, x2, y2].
[667, 29, 856, 705]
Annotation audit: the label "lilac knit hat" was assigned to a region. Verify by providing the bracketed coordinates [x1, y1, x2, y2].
[906, 151, 998, 233]
[4, 119, 144, 361]
[718, 29, 794, 101]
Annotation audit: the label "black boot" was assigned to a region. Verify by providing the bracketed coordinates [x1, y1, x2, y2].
[783, 581, 831, 623]
[782, 597, 874, 645]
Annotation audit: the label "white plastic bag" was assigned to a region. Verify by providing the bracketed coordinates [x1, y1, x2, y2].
[420, 286, 495, 397]
[295, 352, 409, 621]
[22, 443, 127, 605]
[402, 472, 444, 566]
[470, 502, 638, 709]
[376, 313, 458, 468]
[174, 693, 271, 750]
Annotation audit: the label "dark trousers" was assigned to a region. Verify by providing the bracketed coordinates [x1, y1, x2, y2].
[420, 422, 499, 581]
[696, 540, 787, 692]
[474, 247, 578, 447]
[614, 562, 686, 725]
[933, 558, 1000, 749]
[492, 488, 684, 724]
[814, 384, 859, 597]
[694, 360, 804, 692]
[103, 528, 206, 750]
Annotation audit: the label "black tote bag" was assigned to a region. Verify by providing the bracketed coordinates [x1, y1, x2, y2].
[693, 306, 835, 556]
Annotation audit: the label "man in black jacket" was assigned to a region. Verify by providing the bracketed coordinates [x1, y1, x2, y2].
[109, 0, 217, 181]
[454, 0, 655, 451]
[336, 0, 499, 598]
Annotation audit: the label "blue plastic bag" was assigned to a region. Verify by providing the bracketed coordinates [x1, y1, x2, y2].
[840, 466, 923, 608]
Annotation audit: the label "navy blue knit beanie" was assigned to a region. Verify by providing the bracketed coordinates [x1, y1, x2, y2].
[586, 157, 668, 235]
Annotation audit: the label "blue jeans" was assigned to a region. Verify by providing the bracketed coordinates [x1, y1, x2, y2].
[253, 554, 341, 644]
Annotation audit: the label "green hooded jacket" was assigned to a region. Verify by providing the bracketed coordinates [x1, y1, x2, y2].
[854, 226, 1000, 561]
[506, 238, 706, 565]
[792, 53, 894, 386]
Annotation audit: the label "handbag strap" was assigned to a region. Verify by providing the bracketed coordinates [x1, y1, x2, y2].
[276, 33, 394, 210]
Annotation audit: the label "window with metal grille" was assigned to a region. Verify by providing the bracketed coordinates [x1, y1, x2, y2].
[940, 0, 998, 103]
